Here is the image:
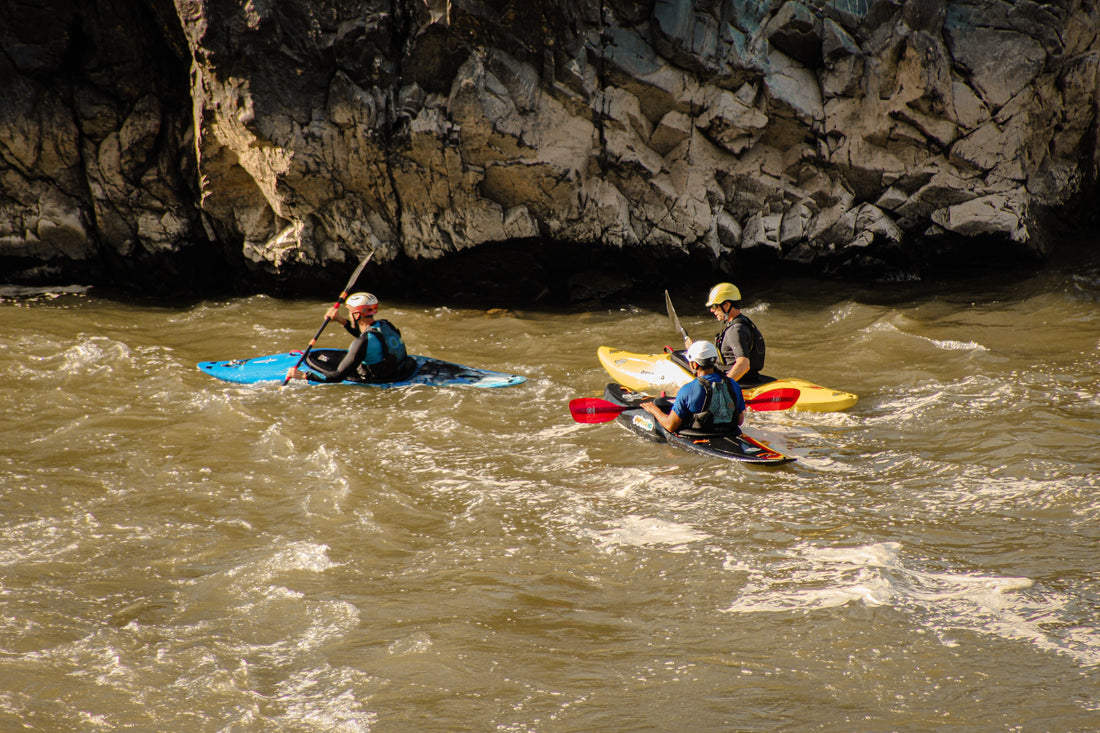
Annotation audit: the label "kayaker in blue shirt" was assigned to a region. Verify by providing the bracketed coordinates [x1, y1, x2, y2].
[285, 292, 410, 383]
[704, 282, 767, 385]
[642, 340, 746, 435]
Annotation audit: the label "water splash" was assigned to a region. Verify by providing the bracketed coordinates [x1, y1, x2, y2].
[724, 541, 1100, 667]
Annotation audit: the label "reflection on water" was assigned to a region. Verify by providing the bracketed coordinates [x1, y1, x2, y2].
[2, 251, 1099, 729]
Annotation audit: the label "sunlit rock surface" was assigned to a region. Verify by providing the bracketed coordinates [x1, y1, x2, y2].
[1, 0, 1098, 292]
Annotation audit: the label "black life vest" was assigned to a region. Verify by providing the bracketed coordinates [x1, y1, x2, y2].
[716, 314, 766, 377]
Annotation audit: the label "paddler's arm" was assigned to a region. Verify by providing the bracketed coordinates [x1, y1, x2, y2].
[286, 336, 367, 383]
[641, 400, 683, 433]
[322, 305, 363, 336]
[285, 366, 331, 382]
[725, 356, 750, 382]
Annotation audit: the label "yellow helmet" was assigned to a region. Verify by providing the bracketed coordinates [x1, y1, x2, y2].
[705, 283, 741, 307]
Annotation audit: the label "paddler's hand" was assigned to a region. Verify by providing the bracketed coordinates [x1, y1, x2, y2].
[683, 336, 693, 349]
[641, 398, 680, 432]
[285, 367, 307, 381]
[325, 305, 342, 322]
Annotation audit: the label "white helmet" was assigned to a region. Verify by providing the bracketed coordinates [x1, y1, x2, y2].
[686, 340, 719, 366]
[346, 292, 378, 311]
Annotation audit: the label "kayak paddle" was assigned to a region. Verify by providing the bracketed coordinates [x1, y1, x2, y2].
[281, 250, 374, 387]
[664, 289, 693, 349]
[569, 387, 801, 423]
[742, 387, 801, 411]
[569, 396, 652, 423]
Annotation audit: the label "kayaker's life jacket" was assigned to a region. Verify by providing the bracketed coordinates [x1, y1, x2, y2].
[688, 374, 740, 433]
[715, 313, 766, 379]
[354, 320, 410, 381]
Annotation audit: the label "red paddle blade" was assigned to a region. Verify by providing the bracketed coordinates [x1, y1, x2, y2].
[569, 397, 628, 423]
[745, 387, 800, 412]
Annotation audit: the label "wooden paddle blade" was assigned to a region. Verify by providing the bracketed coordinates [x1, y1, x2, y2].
[569, 397, 628, 423]
[745, 387, 800, 411]
[664, 289, 692, 346]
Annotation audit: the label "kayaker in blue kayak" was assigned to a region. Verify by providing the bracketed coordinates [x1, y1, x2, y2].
[285, 292, 410, 383]
[641, 340, 746, 435]
[705, 282, 767, 385]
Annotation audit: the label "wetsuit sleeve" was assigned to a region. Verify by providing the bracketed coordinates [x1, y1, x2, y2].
[723, 323, 750, 361]
[306, 333, 369, 383]
[716, 324, 742, 365]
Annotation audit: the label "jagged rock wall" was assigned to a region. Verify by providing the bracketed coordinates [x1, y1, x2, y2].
[1, 0, 1098, 291]
[0, 0, 206, 286]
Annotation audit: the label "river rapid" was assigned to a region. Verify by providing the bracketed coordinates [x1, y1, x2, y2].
[2, 247, 1098, 731]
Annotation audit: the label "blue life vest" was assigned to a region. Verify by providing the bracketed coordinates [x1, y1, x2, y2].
[356, 319, 408, 380]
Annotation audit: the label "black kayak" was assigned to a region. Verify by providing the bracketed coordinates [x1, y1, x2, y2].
[602, 383, 796, 465]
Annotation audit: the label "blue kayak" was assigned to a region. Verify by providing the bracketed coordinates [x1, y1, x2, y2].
[197, 349, 526, 388]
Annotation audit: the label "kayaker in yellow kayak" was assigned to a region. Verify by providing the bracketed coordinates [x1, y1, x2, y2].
[595, 285, 857, 412]
[703, 282, 767, 385]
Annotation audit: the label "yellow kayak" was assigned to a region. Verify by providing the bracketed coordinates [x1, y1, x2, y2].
[597, 346, 858, 412]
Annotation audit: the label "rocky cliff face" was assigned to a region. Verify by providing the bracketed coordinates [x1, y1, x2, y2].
[2, 0, 1098, 295]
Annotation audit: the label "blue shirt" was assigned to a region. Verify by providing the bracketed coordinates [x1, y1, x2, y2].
[671, 372, 746, 422]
